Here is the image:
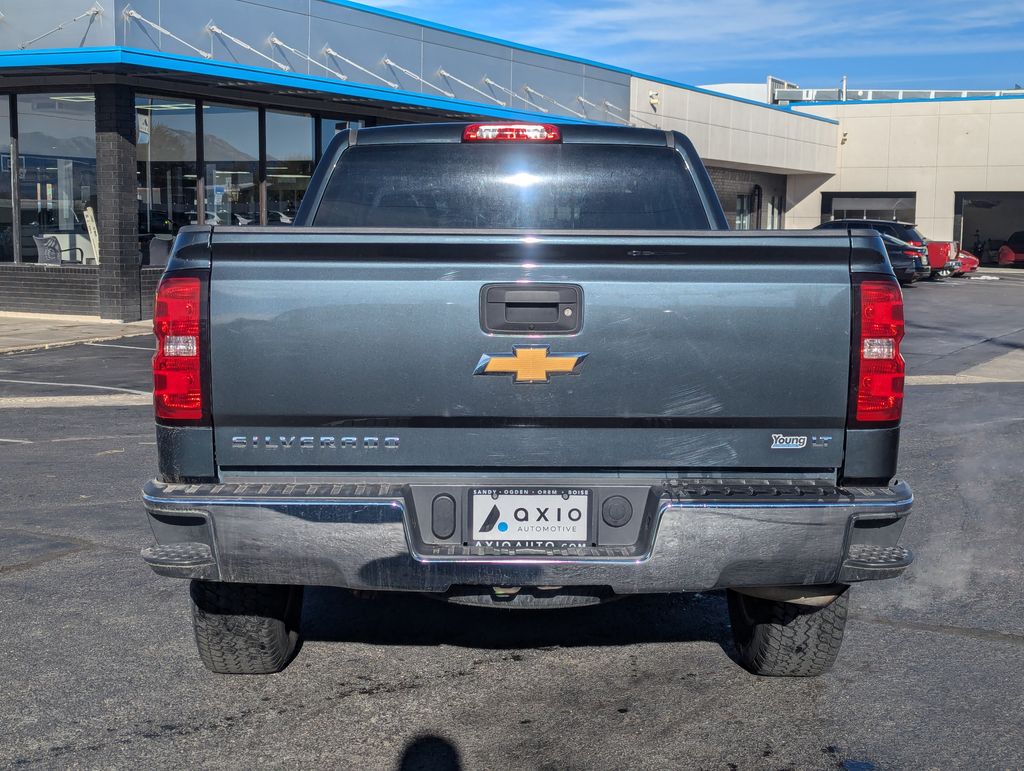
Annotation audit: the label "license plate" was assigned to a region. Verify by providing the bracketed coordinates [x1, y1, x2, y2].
[470, 487, 592, 546]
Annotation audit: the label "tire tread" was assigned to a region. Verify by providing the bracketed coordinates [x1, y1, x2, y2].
[728, 589, 848, 677]
[190, 581, 303, 675]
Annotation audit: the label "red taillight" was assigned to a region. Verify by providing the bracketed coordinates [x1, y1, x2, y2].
[153, 276, 204, 422]
[902, 249, 920, 257]
[851, 279, 905, 425]
[462, 123, 561, 142]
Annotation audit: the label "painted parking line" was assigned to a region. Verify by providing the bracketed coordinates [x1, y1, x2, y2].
[0, 378, 148, 395]
[0, 333, 152, 356]
[907, 349, 1024, 386]
[0, 394, 151, 409]
[83, 342, 154, 351]
[50, 434, 152, 443]
[906, 375, 1019, 386]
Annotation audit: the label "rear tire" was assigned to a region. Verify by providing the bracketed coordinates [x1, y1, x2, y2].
[190, 581, 304, 674]
[937, 266, 954, 278]
[727, 588, 848, 677]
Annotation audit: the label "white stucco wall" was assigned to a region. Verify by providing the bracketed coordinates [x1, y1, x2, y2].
[629, 77, 838, 176]
[699, 83, 769, 103]
[788, 97, 1024, 240]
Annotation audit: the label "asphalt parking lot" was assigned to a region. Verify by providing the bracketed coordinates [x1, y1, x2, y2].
[2, 271, 1024, 769]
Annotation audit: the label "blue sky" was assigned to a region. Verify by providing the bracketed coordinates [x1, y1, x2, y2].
[366, 0, 1024, 90]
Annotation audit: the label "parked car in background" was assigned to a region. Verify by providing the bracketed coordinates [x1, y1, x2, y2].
[229, 211, 294, 226]
[880, 233, 929, 284]
[816, 218, 926, 245]
[815, 219, 959, 278]
[926, 240, 961, 278]
[998, 232, 1024, 266]
[816, 219, 931, 279]
[954, 250, 980, 276]
[185, 210, 224, 226]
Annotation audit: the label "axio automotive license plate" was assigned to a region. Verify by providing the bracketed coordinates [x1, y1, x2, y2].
[470, 488, 592, 546]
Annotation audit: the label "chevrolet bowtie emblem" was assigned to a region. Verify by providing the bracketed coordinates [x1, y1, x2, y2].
[474, 346, 588, 383]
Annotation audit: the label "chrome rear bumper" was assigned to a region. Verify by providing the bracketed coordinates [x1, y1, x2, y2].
[142, 479, 913, 594]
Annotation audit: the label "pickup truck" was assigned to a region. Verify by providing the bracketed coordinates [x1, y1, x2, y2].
[142, 121, 913, 678]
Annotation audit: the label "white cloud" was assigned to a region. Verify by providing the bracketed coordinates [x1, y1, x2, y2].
[525, 0, 1024, 62]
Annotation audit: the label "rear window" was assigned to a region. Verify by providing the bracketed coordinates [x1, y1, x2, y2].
[869, 222, 924, 242]
[899, 225, 926, 243]
[312, 143, 710, 230]
[1008, 231, 1024, 245]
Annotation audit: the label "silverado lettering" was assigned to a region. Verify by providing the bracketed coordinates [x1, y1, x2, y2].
[231, 436, 400, 449]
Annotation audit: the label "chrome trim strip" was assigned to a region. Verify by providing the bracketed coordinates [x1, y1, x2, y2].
[143, 494, 403, 508]
[661, 496, 913, 510]
[412, 555, 649, 566]
[143, 493, 912, 511]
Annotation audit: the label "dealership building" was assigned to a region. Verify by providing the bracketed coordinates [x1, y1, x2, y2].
[0, 0, 1022, 321]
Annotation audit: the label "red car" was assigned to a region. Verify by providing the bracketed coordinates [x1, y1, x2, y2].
[926, 240, 960, 277]
[998, 231, 1024, 266]
[954, 251, 980, 276]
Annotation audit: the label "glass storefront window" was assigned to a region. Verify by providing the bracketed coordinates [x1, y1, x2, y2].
[17, 93, 97, 263]
[0, 94, 364, 264]
[136, 96, 198, 250]
[266, 111, 314, 225]
[735, 194, 752, 230]
[203, 103, 259, 226]
[0, 98, 12, 262]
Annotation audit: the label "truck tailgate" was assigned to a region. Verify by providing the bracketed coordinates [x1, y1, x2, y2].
[209, 231, 851, 471]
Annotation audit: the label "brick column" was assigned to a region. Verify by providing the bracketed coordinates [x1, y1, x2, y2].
[95, 84, 141, 321]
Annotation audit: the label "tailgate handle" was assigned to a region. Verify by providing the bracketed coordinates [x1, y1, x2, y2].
[481, 283, 582, 335]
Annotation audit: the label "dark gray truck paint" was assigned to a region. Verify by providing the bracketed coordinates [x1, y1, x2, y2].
[144, 122, 912, 600]
[209, 233, 851, 471]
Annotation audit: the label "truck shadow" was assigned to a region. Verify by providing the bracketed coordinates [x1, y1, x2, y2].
[301, 586, 734, 655]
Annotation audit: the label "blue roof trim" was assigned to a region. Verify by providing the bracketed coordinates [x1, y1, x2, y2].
[319, 0, 836, 125]
[788, 93, 1024, 107]
[0, 46, 597, 124]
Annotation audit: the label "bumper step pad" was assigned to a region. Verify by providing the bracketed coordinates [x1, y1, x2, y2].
[141, 542, 218, 580]
[840, 544, 913, 581]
